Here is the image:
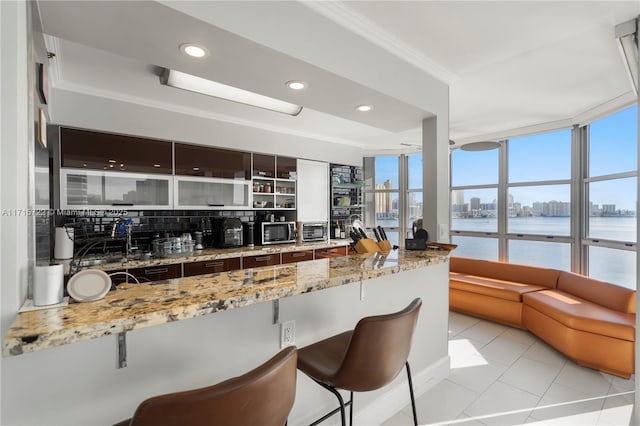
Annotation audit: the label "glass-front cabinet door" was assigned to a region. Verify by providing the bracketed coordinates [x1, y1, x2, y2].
[174, 176, 250, 210]
[60, 169, 172, 209]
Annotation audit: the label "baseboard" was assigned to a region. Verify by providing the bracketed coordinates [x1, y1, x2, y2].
[354, 355, 451, 425]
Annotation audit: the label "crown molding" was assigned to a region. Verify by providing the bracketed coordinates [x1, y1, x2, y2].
[50, 80, 371, 149]
[302, 1, 456, 84]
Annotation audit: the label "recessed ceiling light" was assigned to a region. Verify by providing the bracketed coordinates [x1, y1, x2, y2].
[153, 164, 161, 168]
[108, 159, 117, 163]
[356, 105, 372, 112]
[286, 81, 306, 90]
[193, 167, 200, 171]
[179, 43, 209, 59]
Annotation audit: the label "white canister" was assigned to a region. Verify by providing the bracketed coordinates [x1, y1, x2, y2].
[54, 227, 74, 259]
[33, 264, 64, 306]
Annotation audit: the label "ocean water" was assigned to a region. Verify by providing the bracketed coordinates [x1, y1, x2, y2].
[452, 216, 636, 241]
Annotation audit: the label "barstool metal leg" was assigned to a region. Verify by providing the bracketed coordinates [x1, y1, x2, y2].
[309, 380, 347, 426]
[349, 392, 354, 426]
[405, 362, 418, 426]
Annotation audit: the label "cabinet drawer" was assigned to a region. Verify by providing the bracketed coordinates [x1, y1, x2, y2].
[242, 253, 281, 269]
[183, 258, 241, 277]
[281, 250, 314, 264]
[128, 264, 182, 282]
[314, 246, 348, 259]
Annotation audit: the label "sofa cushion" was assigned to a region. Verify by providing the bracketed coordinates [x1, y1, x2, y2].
[450, 257, 559, 289]
[557, 271, 636, 314]
[450, 272, 547, 302]
[523, 290, 635, 341]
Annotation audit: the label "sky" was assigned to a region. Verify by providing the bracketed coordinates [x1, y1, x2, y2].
[447, 105, 638, 211]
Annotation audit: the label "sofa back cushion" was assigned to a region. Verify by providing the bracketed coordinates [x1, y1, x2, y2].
[450, 257, 559, 289]
[557, 271, 636, 314]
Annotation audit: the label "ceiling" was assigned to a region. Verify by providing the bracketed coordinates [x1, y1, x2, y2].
[37, 1, 639, 151]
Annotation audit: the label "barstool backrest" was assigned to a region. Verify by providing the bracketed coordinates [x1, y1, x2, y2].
[334, 298, 422, 391]
[125, 346, 297, 426]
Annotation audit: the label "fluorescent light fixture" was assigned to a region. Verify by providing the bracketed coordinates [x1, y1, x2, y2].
[615, 18, 639, 95]
[356, 105, 372, 112]
[160, 68, 303, 116]
[179, 43, 208, 58]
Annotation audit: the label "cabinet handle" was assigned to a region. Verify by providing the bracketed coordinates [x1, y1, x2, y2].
[292, 252, 307, 257]
[144, 268, 169, 275]
[254, 256, 272, 262]
[204, 261, 224, 268]
[112, 202, 134, 206]
[325, 249, 338, 253]
[208, 203, 224, 207]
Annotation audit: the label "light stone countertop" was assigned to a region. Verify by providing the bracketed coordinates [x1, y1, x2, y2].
[3, 248, 449, 357]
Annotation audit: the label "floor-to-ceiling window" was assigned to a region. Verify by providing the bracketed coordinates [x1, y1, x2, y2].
[407, 153, 423, 237]
[449, 104, 638, 288]
[450, 145, 499, 260]
[363, 154, 423, 246]
[584, 106, 637, 289]
[364, 156, 400, 245]
[507, 129, 572, 270]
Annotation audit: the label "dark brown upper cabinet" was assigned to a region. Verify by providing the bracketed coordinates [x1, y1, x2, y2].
[60, 127, 172, 174]
[253, 153, 275, 178]
[174, 144, 251, 179]
[276, 156, 297, 179]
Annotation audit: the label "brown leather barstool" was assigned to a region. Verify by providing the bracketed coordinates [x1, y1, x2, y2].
[113, 346, 297, 426]
[298, 298, 422, 426]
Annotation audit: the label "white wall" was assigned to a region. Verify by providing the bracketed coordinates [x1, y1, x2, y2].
[1, 262, 449, 425]
[50, 89, 364, 166]
[0, 0, 31, 423]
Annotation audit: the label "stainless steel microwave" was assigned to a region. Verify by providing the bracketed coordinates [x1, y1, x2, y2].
[300, 222, 328, 242]
[261, 221, 297, 245]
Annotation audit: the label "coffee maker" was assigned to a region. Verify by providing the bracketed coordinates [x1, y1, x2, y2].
[211, 218, 243, 248]
[199, 217, 214, 248]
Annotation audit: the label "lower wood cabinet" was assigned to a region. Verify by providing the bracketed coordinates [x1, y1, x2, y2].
[314, 246, 348, 259]
[242, 253, 281, 269]
[183, 258, 241, 277]
[127, 264, 182, 282]
[281, 250, 314, 264]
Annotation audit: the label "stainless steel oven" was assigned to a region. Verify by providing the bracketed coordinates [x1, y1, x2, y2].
[260, 221, 297, 245]
[300, 222, 328, 242]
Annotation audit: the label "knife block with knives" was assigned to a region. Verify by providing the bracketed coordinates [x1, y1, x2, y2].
[352, 225, 392, 254]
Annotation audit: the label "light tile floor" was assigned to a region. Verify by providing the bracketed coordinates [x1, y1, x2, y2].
[383, 312, 635, 426]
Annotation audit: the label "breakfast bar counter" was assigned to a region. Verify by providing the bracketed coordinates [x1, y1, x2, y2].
[3, 248, 448, 357]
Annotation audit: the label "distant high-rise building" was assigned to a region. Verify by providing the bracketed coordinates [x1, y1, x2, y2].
[470, 197, 480, 210]
[602, 204, 616, 216]
[375, 179, 393, 217]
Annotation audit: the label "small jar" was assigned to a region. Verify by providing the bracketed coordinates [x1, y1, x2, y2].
[264, 182, 272, 193]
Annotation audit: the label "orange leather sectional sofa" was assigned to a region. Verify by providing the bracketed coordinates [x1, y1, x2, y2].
[449, 256, 636, 378]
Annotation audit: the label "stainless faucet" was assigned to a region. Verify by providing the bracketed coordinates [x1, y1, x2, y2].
[111, 218, 137, 260]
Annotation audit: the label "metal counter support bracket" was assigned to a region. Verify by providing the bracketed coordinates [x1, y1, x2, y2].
[117, 332, 127, 369]
[272, 299, 280, 324]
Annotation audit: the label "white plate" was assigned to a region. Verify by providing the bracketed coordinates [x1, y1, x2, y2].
[67, 269, 112, 302]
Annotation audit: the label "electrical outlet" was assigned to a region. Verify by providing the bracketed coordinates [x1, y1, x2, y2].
[280, 320, 295, 348]
[438, 223, 449, 240]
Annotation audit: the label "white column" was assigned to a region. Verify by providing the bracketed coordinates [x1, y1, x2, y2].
[422, 115, 450, 243]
